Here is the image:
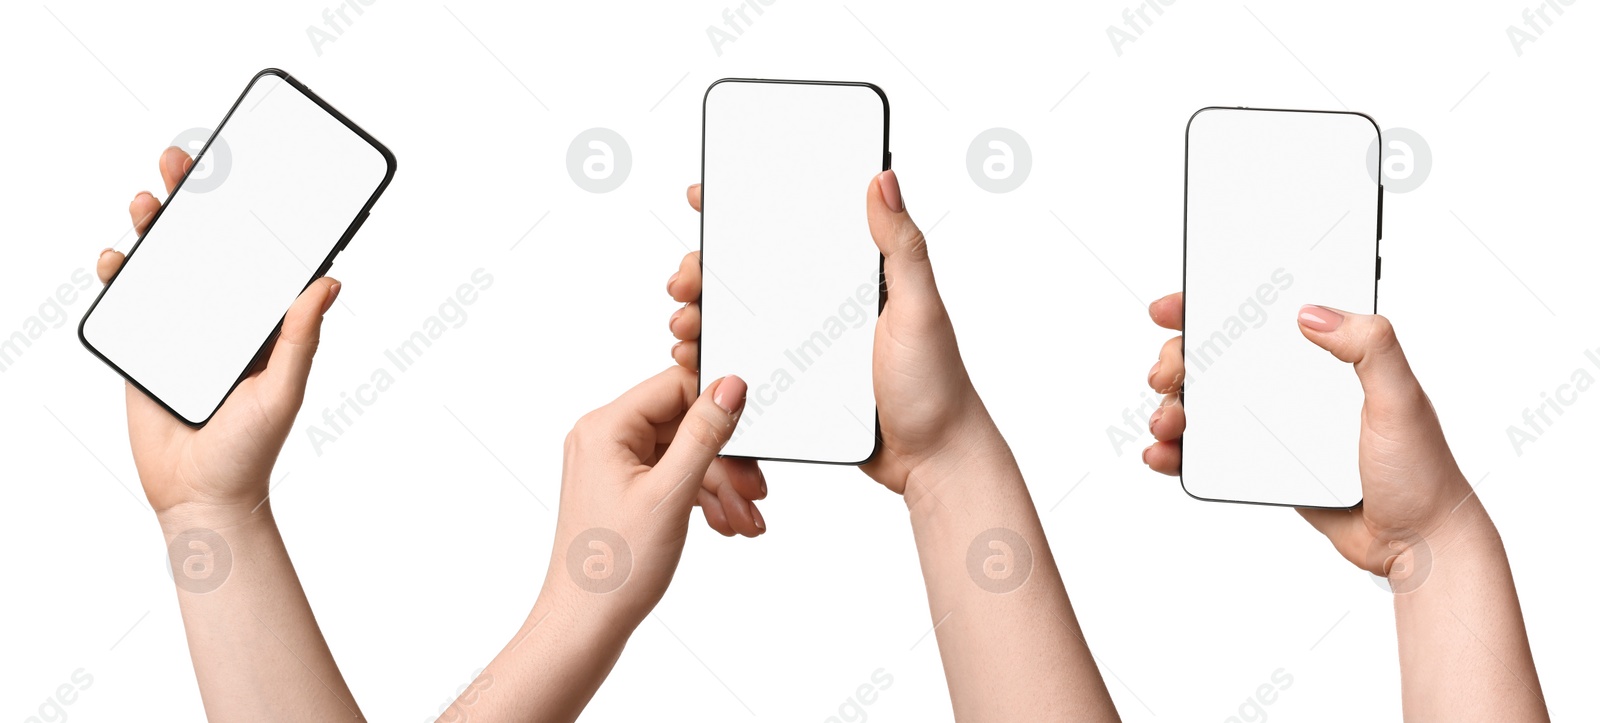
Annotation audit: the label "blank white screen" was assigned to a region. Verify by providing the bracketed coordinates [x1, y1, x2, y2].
[699, 80, 885, 464]
[81, 72, 391, 424]
[1182, 108, 1378, 508]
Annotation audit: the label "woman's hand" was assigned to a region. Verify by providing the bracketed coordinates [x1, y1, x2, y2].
[448, 369, 751, 723]
[539, 367, 751, 628]
[668, 171, 992, 498]
[1144, 292, 1484, 583]
[99, 146, 341, 516]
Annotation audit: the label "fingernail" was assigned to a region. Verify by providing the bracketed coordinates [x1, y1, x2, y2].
[760, 478, 767, 497]
[713, 375, 747, 415]
[98, 248, 115, 260]
[1148, 361, 1160, 387]
[1299, 305, 1344, 332]
[1149, 407, 1165, 434]
[667, 272, 680, 293]
[752, 505, 765, 531]
[670, 306, 683, 329]
[688, 183, 701, 195]
[323, 282, 342, 314]
[672, 340, 683, 359]
[1142, 445, 1153, 465]
[877, 170, 903, 213]
[136, 191, 155, 202]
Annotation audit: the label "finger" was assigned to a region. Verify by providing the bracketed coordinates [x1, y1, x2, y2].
[649, 376, 747, 509]
[717, 479, 764, 537]
[96, 248, 126, 285]
[1149, 395, 1185, 443]
[1296, 307, 1427, 416]
[1143, 439, 1181, 476]
[1150, 335, 1184, 394]
[671, 340, 698, 371]
[675, 340, 700, 369]
[259, 277, 340, 405]
[687, 183, 702, 213]
[697, 488, 735, 537]
[1149, 292, 1183, 331]
[670, 302, 701, 342]
[159, 147, 193, 194]
[866, 170, 940, 307]
[712, 456, 766, 501]
[668, 252, 702, 303]
[129, 191, 160, 235]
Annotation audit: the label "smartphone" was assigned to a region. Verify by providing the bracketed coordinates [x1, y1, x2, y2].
[698, 78, 889, 464]
[79, 69, 395, 426]
[1181, 107, 1382, 508]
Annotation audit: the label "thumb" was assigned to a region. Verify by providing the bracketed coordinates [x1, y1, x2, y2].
[867, 170, 939, 306]
[1297, 305, 1426, 415]
[651, 375, 747, 507]
[263, 277, 340, 401]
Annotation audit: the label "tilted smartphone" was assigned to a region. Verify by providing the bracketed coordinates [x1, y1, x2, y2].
[698, 78, 889, 464]
[1182, 107, 1382, 508]
[80, 69, 395, 425]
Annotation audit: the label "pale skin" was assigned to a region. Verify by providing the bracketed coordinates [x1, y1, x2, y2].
[1143, 293, 1548, 721]
[667, 172, 1120, 720]
[105, 145, 765, 721]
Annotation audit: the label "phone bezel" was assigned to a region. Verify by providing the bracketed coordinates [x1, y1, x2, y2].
[78, 68, 397, 427]
[697, 77, 890, 466]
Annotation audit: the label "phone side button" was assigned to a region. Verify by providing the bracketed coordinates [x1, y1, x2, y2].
[338, 211, 371, 251]
[1376, 256, 1382, 280]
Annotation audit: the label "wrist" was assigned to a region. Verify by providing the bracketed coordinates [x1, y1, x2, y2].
[900, 407, 1017, 512]
[1385, 494, 1504, 594]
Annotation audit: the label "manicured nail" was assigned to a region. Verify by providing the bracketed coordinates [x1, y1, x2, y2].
[667, 271, 680, 293]
[760, 478, 767, 497]
[1149, 407, 1165, 434]
[1148, 361, 1160, 387]
[877, 170, 903, 213]
[98, 248, 115, 260]
[714, 375, 747, 414]
[1299, 305, 1344, 332]
[752, 505, 765, 531]
[323, 282, 342, 314]
[1141, 445, 1153, 465]
[670, 306, 683, 329]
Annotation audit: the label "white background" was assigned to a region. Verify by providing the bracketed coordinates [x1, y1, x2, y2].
[2, 2, 1595, 721]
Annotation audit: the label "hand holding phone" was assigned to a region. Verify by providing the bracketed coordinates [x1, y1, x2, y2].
[96, 146, 342, 513]
[671, 170, 989, 498]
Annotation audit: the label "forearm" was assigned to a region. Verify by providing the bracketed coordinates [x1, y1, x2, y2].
[159, 501, 361, 721]
[904, 412, 1119, 721]
[442, 590, 632, 723]
[1393, 501, 1546, 720]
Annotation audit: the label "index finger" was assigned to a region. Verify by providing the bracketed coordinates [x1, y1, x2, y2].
[1149, 292, 1183, 331]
